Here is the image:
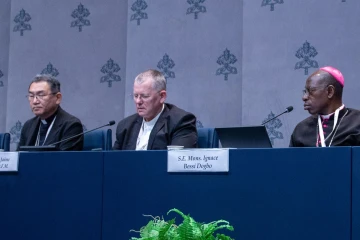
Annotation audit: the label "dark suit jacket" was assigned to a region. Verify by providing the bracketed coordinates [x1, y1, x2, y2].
[113, 103, 198, 150]
[17, 106, 84, 151]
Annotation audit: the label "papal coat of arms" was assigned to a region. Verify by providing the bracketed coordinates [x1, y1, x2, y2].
[13, 9, 32, 36]
[71, 3, 91, 32]
[216, 49, 238, 81]
[295, 41, 319, 75]
[261, 0, 284, 11]
[41, 63, 59, 77]
[157, 54, 176, 82]
[186, 0, 207, 19]
[0, 70, 3, 87]
[10, 121, 23, 143]
[100, 59, 121, 87]
[263, 111, 283, 145]
[130, 0, 148, 25]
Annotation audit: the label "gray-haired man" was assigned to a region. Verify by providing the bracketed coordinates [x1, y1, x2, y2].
[113, 69, 197, 150]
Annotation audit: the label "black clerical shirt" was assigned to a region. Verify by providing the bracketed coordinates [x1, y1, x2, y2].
[37, 109, 58, 146]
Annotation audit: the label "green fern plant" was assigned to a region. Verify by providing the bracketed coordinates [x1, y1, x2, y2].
[130, 208, 234, 240]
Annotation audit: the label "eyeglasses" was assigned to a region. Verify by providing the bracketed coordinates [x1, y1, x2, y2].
[133, 94, 151, 101]
[302, 86, 329, 97]
[132, 91, 162, 101]
[26, 93, 56, 101]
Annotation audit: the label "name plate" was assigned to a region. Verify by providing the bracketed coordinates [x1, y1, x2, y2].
[167, 149, 229, 172]
[0, 152, 19, 172]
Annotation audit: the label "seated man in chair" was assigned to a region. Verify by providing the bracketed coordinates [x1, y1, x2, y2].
[290, 66, 360, 147]
[18, 74, 83, 151]
[113, 69, 197, 150]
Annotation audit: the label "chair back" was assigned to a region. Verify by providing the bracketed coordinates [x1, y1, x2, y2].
[83, 129, 112, 151]
[0, 133, 11, 151]
[197, 128, 219, 148]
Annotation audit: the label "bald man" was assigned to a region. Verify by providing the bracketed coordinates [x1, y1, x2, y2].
[290, 66, 360, 147]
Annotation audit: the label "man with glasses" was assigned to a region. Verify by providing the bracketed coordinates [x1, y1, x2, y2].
[113, 69, 197, 150]
[290, 66, 360, 147]
[17, 74, 83, 150]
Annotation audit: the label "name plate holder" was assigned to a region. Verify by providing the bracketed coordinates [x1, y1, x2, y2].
[0, 152, 19, 172]
[167, 148, 229, 172]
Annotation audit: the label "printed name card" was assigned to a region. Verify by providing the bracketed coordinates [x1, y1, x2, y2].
[0, 152, 19, 172]
[167, 149, 229, 172]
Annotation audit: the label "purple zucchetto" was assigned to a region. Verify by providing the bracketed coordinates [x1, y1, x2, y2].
[320, 66, 344, 87]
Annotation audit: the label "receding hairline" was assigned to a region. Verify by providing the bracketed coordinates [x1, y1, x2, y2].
[310, 70, 343, 87]
[307, 71, 330, 85]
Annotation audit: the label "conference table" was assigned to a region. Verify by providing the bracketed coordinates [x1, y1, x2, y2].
[1, 147, 359, 240]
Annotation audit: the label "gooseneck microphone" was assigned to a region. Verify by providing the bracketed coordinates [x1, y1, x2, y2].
[261, 106, 293, 125]
[48, 120, 116, 147]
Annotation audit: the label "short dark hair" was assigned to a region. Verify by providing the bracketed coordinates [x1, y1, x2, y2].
[321, 72, 343, 99]
[29, 74, 61, 93]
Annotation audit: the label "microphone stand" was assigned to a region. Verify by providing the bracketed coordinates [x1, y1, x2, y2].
[48, 121, 115, 147]
[261, 107, 293, 125]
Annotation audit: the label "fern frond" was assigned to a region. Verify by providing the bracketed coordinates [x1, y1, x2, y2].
[216, 233, 234, 240]
[202, 220, 234, 239]
[130, 209, 234, 240]
[158, 218, 175, 240]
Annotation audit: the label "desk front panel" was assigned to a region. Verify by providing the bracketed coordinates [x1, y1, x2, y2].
[0, 152, 103, 240]
[102, 148, 351, 240]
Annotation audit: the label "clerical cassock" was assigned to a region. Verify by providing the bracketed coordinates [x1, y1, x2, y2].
[290, 107, 360, 147]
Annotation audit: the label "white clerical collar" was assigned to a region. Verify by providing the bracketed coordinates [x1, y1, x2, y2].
[35, 116, 57, 146]
[320, 104, 345, 120]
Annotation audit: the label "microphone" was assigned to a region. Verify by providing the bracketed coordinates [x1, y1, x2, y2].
[261, 106, 293, 125]
[48, 120, 116, 147]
